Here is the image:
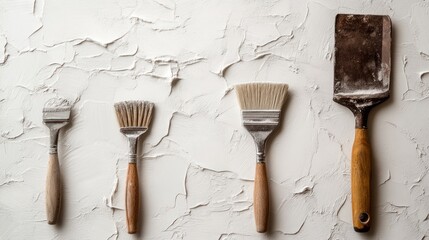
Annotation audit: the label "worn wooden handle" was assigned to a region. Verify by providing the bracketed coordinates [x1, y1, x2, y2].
[126, 163, 139, 234]
[46, 153, 61, 225]
[351, 128, 371, 232]
[254, 162, 269, 233]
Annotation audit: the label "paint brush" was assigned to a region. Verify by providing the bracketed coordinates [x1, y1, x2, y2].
[43, 98, 72, 224]
[235, 82, 288, 233]
[114, 100, 154, 234]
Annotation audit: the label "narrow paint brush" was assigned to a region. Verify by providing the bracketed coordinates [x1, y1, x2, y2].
[43, 98, 72, 224]
[114, 100, 154, 234]
[235, 82, 288, 233]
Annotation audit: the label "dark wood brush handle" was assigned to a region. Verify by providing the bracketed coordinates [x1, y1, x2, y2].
[46, 153, 61, 224]
[126, 163, 139, 234]
[254, 162, 269, 233]
[352, 128, 371, 232]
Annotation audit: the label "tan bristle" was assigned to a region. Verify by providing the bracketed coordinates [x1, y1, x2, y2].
[114, 100, 155, 128]
[137, 101, 143, 126]
[114, 103, 124, 127]
[132, 103, 137, 124]
[235, 83, 289, 110]
[120, 103, 128, 126]
[126, 102, 130, 125]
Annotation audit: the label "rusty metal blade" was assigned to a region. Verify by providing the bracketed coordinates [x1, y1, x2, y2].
[334, 14, 392, 100]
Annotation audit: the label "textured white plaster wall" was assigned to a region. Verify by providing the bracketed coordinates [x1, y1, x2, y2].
[0, 0, 428, 239]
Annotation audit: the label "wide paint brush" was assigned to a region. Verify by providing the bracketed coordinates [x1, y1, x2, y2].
[235, 82, 288, 233]
[114, 100, 154, 234]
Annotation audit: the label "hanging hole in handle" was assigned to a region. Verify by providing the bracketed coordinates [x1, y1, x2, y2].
[359, 212, 370, 224]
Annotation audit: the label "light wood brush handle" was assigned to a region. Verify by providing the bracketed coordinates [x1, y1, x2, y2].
[254, 162, 269, 233]
[126, 163, 139, 234]
[351, 128, 371, 232]
[46, 153, 61, 224]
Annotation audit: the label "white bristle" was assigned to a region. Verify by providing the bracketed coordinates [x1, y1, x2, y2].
[235, 83, 289, 110]
[114, 101, 154, 128]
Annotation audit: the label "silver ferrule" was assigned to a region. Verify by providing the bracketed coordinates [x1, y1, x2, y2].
[251, 132, 271, 163]
[242, 110, 281, 163]
[49, 128, 60, 154]
[127, 136, 139, 164]
[242, 110, 280, 126]
[255, 138, 267, 163]
[120, 128, 147, 164]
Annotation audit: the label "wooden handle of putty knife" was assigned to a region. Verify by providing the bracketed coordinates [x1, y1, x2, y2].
[46, 153, 61, 224]
[126, 163, 139, 234]
[351, 128, 371, 232]
[254, 162, 269, 233]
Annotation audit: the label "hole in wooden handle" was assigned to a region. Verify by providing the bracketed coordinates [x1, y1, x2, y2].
[359, 212, 370, 224]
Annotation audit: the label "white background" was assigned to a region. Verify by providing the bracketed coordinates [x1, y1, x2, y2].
[1, 0, 428, 239]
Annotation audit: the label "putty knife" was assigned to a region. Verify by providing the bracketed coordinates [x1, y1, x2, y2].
[334, 14, 391, 232]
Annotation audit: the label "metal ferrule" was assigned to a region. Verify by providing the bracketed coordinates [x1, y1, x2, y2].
[252, 132, 271, 163]
[242, 110, 280, 126]
[242, 110, 281, 163]
[255, 143, 266, 163]
[49, 128, 60, 154]
[121, 127, 148, 164]
[127, 136, 139, 163]
[45, 120, 69, 154]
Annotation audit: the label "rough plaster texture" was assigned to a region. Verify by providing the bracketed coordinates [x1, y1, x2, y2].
[0, 0, 428, 239]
